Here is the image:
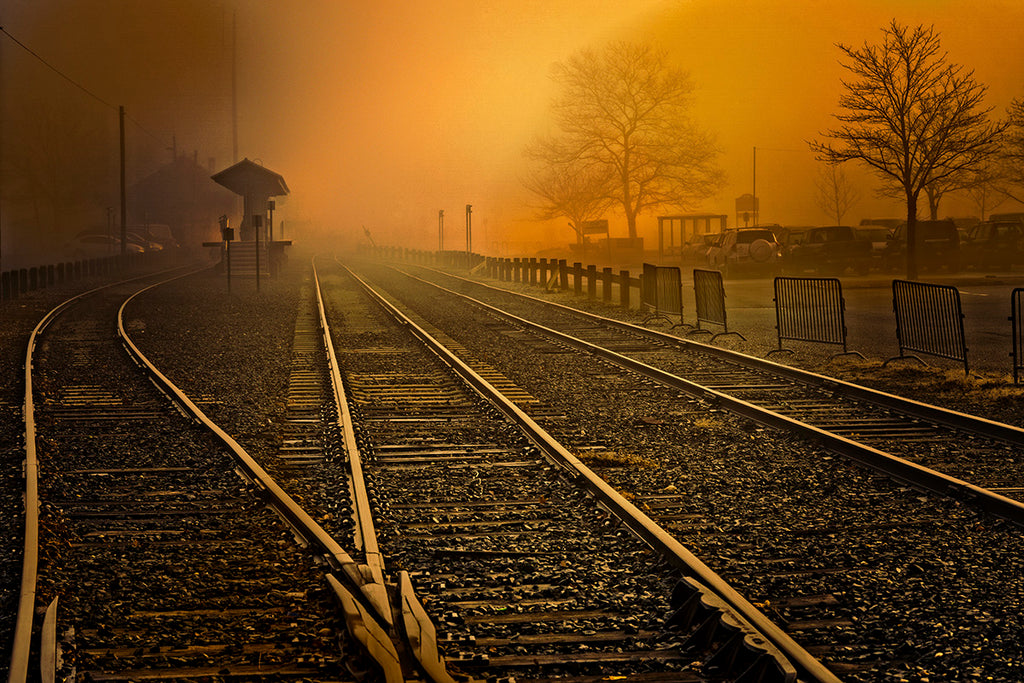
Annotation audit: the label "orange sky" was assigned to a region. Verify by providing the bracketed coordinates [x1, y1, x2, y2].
[7, 0, 1024, 253]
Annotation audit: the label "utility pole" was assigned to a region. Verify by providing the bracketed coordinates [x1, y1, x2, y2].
[465, 204, 472, 268]
[752, 146, 757, 227]
[232, 10, 238, 164]
[120, 106, 127, 261]
[438, 209, 444, 251]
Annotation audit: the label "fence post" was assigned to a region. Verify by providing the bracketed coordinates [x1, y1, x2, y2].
[602, 267, 613, 303]
[559, 260, 569, 290]
[586, 265, 597, 300]
[619, 270, 631, 309]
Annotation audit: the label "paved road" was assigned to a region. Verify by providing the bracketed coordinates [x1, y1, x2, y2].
[679, 270, 1024, 376]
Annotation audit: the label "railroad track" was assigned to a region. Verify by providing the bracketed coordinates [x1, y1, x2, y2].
[395, 263, 1024, 518]
[312, 258, 835, 681]
[336, 258, 1024, 681]
[8, 271, 364, 682]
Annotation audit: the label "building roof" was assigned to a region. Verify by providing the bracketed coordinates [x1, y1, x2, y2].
[211, 158, 289, 196]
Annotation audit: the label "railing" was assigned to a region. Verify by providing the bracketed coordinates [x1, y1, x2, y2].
[885, 279, 969, 375]
[362, 245, 1024, 381]
[641, 263, 685, 327]
[770, 277, 861, 359]
[691, 269, 744, 341]
[1, 252, 166, 302]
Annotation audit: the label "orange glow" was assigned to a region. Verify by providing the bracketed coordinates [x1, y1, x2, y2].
[6, 0, 1024, 256]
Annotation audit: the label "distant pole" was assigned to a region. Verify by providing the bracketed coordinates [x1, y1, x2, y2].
[465, 204, 472, 268]
[255, 213, 261, 292]
[231, 10, 238, 164]
[752, 146, 757, 227]
[438, 209, 444, 251]
[120, 105, 127, 261]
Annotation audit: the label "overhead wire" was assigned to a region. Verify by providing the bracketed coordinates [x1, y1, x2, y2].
[0, 25, 171, 145]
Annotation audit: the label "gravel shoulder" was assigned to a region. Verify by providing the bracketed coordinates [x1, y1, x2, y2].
[445, 267, 1024, 431]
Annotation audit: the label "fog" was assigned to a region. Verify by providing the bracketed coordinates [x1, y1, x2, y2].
[3, 0, 1024, 260]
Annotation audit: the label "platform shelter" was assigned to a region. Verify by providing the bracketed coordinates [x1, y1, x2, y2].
[656, 214, 728, 260]
[211, 158, 289, 242]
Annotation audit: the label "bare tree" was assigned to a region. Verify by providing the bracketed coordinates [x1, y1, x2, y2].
[961, 162, 1010, 219]
[4, 101, 114, 238]
[809, 21, 1006, 279]
[535, 42, 723, 241]
[813, 163, 861, 224]
[1002, 96, 1024, 203]
[522, 136, 615, 244]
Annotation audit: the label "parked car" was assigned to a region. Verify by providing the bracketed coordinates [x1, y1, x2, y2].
[859, 217, 903, 231]
[853, 226, 891, 268]
[64, 232, 145, 259]
[131, 223, 180, 250]
[706, 228, 782, 276]
[884, 220, 961, 273]
[681, 232, 721, 266]
[783, 225, 872, 275]
[960, 219, 1024, 271]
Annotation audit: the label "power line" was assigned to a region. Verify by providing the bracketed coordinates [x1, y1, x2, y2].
[0, 25, 169, 146]
[0, 25, 116, 110]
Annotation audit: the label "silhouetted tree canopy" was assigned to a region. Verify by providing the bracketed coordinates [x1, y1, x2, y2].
[1003, 96, 1024, 203]
[809, 21, 1005, 279]
[813, 164, 861, 225]
[526, 42, 723, 241]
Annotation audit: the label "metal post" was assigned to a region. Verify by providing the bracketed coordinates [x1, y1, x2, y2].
[439, 209, 444, 251]
[465, 204, 472, 268]
[255, 213, 261, 292]
[120, 105, 127, 262]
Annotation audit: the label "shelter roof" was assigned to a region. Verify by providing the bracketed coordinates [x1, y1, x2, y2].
[211, 158, 289, 196]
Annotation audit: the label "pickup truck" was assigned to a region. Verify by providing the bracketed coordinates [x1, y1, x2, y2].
[782, 225, 872, 275]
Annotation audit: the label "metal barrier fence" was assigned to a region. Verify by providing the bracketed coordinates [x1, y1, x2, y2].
[641, 263, 684, 326]
[886, 279, 969, 375]
[1012, 288, 1023, 384]
[690, 269, 744, 341]
[771, 276, 860, 358]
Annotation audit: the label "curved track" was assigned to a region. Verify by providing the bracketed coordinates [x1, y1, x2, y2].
[400, 264, 1024, 519]
[336, 258, 1024, 681]
[313, 258, 834, 681]
[9, 271, 359, 682]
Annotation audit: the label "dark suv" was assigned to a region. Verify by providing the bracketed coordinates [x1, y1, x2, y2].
[783, 225, 872, 275]
[961, 219, 1024, 270]
[884, 220, 961, 273]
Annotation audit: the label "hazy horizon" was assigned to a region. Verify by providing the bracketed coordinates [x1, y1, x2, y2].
[4, 0, 1024, 258]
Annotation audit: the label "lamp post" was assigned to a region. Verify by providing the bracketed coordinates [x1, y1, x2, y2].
[438, 209, 444, 251]
[465, 204, 472, 269]
[268, 199, 275, 242]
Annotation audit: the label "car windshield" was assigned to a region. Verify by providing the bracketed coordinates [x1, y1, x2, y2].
[856, 228, 889, 241]
[736, 230, 775, 244]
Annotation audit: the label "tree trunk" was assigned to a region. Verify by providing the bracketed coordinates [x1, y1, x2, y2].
[906, 194, 918, 281]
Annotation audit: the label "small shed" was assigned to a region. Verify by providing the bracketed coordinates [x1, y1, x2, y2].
[211, 158, 289, 241]
[657, 214, 728, 259]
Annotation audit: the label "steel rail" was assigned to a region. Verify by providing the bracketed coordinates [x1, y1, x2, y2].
[311, 258, 392, 623]
[341, 262, 841, 683]
[407, 267, 1024, 524]
[7, 264, 204, 683]
[318, 258, 459, 682]
[399, 270, 1024, 528]
[116, 275, 372, 601]
[432, 266, 1024, 446]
